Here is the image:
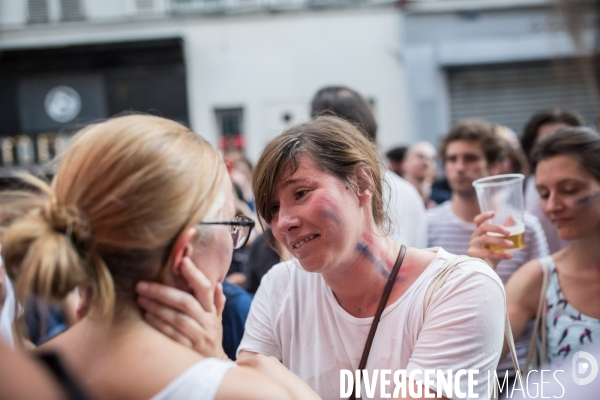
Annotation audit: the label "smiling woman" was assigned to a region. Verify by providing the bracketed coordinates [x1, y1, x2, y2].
[233, 116, 507, 399]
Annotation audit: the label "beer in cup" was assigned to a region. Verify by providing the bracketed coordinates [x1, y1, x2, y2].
[473, 174, 525, 252]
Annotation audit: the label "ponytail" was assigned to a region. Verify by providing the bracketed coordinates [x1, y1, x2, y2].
[1, 114, 226, 322]
[2, 176, 115, 317]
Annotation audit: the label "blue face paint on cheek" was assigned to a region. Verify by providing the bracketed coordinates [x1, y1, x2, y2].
[316, 198, 344, 227]
[574, 192, 600, 207]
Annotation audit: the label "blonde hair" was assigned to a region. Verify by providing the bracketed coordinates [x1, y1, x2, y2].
[2, 115, 226, 317]
[253, 116, 389, 231]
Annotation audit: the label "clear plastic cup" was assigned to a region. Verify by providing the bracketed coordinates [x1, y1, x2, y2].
[472, 173, 526, 252]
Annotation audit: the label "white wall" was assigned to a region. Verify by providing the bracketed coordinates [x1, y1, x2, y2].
[0, 6, 409, 162]
[183, 9, 408, 161]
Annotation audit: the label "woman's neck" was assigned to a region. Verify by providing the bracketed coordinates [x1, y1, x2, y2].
[58, 303, 151, 351]
[566, 230, 600, 273]
[321, 231, 402, 318]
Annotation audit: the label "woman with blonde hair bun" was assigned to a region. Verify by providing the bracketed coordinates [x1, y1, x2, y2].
[1, 115, 317, 400]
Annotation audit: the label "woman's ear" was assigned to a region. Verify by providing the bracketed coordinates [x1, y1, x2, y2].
[171, 227, 197, 275]
[353, 164, 375, 207]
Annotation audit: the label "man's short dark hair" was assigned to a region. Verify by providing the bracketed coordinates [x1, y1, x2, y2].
[520, 108, 584, 160]
[310, 86, 378, 142]
[385, 146, 408, 163]
[438, 119, 504, 165]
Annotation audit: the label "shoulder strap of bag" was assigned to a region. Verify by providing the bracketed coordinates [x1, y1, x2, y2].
[524, 256, 551, 373]
[422, 253, 520, 400]
[349, 245, 406, 400]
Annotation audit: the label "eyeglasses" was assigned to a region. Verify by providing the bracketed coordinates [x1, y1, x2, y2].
[199, 215, 255, 249]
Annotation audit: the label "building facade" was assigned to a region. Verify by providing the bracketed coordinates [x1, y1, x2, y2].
[0, 0, 408, 169]
[0, 0, 596, 171]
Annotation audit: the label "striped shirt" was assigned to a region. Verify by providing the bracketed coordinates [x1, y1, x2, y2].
[426, 201, 550, 376]
[426, 201, 549, 284]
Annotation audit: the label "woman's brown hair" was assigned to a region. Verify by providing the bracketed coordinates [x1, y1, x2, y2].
[253, 116, 389, 233]
[1, 115, 226, 317]
[533, 126, 600, 182]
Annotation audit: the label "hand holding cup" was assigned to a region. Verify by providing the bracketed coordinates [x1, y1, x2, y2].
[468, 211, 515, 270]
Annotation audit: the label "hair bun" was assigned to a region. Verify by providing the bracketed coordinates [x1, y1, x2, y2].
[42, 201, 94, 256]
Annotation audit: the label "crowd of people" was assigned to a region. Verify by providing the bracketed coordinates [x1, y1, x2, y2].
[0, 83, 599, 400]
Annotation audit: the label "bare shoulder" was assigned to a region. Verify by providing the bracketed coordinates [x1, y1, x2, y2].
[393, 247, 438, 291]
[216, 367, 293, 400]
[505, 257, 546, 317]
[404, 247, 437, 270]
[506, 258, 544, 292]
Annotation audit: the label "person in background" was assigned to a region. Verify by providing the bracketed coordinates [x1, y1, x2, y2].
[520, 108, 585, 254]
[225, 150, 256, 213]
[221, 280, 252, 360]
[495, 125, 529, 176]
[385, 145, 408, 177]
[25, 292, 79, 346]
[311, 86, 428, 248]
[469, 127, 600, 392]
[402, 141, 449, 208]
[245, 228, 291, 295]
[426, 118, 549, 387]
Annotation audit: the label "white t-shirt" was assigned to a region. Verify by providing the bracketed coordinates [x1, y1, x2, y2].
[384, 170, 428, 249]
[0, 275, 16, 347]
[426, 201, 549, 375]
[239, 248, 505, 400]
[151, 358, 235, 400]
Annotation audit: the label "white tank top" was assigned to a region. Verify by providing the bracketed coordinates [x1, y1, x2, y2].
[151, 358, 235, 400]
[0, 274, 16, 347]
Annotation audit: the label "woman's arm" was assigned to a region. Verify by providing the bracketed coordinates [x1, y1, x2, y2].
[234, 353, 321, 400]
[500, 259, 544, 360]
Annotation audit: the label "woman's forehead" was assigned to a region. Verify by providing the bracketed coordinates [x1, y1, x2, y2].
[275, 156, 325, 187]
[536, 155, 592, 184]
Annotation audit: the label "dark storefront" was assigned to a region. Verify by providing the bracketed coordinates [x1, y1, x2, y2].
[0, 38, 188, 171]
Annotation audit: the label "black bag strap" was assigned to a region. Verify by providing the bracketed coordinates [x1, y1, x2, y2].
[349, 244, 407, 400]
[36, 352, 92, 400]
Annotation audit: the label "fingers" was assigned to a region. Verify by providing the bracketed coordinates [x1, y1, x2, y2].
[469, 234, 513, 256]
[469, 247, 513, 261]
[214, 283, 226, 318]
[137, 295, 208, 337]
[143, 312, 194, 348]
[477, 234, 514, 252]
[473, 211, 496, 227]
[474, 223, 511, 238]
[468, 220, 514, 271]
[136, 281, 205, 322]
[180, 257, 217, 314]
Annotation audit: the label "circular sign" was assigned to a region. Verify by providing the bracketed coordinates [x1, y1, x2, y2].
[44, 85, 82, 123]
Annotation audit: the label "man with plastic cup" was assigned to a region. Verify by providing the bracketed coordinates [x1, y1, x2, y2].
[426, 119, 549, 388]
